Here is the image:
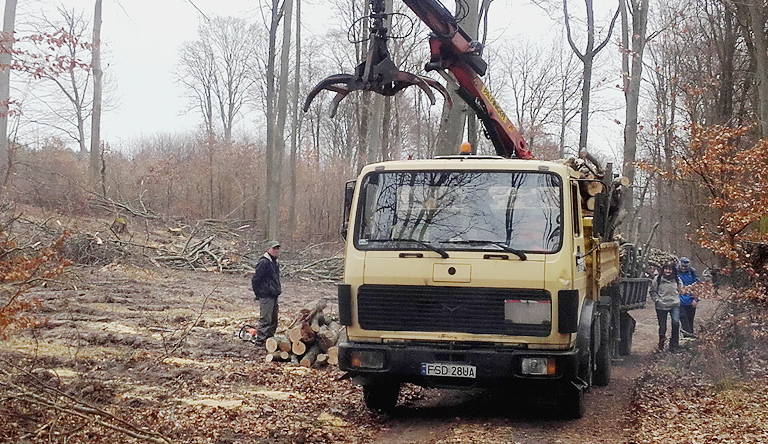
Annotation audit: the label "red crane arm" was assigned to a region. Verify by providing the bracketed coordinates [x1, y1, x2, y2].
[402, 0, 533, 159]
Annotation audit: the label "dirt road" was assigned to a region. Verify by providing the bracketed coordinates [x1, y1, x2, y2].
[369, 304, 659, 444]
[1, 264, 667, 443]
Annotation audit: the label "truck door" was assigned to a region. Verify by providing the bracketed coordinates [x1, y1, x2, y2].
[571, 182, 587, 292]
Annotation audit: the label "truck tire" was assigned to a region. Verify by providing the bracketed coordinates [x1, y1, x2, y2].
[561, 384, 585, 419]
[618, 312, 636, 356]
[593, 308, 612, 386]
[363, 383, 400, 412]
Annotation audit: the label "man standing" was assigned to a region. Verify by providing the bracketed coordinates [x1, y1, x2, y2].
[251, 240, 282, 346]
[677, 257, 700, 338]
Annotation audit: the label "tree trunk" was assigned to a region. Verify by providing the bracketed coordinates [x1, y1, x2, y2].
[464, 0, 479, 153]
[620, 0, 648, 236]
[266, 335, 292, 353]
[0, 0, 16, 187]
[747, 0, 768, 138]
[90, 0, 103, 193]
[265, 0, 283, 239]
[563, 0, 619, 152]
[382, 96, 392, 160]
[436, 0, 480, 156]
[365, 0, 391, 162]
[300, 343, 322, 367]
[288, 0, 301, 235]
[268, 0, 293, 236]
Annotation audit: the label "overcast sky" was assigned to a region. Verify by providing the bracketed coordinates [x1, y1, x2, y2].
[18, 0, 622, 158]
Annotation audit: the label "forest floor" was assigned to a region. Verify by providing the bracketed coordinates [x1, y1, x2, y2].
[2, 213, 768, 443]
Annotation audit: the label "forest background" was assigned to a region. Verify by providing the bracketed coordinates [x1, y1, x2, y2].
[1, 0, 768, 281]
[2, 1, 768, 441]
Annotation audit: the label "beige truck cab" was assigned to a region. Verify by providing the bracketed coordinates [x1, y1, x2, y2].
[336, 156, 642, 418]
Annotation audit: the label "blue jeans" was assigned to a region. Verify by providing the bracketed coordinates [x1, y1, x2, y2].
[656, 306, 680, 348]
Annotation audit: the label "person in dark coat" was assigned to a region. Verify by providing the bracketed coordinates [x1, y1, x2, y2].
[251, 240, 282, 345]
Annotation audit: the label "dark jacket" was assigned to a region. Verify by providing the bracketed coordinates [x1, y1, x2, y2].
[252, 253, 281, 299]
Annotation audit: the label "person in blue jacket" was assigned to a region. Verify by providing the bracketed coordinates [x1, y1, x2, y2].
[677, 257, 700, 338]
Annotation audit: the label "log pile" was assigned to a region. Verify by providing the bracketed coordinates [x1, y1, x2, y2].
[263, 298, 342, 368]
[646, 248, 678, 269]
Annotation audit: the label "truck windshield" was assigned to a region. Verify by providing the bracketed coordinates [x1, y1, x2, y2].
[355, 170, 563, 253]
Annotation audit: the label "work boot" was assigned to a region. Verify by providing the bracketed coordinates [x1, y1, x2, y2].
[681, 329, 698, 339]
[658, 336, 666, 351]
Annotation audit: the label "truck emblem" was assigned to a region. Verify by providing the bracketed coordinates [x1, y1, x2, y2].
[442, 304, 461, 314]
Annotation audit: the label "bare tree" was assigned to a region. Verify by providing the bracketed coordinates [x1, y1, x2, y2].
[273, 0, 293, 238]
[0, 0, 16, 185]
[618, 0, 648, 231]
[265, 0, 284, 240]
[504, 39, 576, 155]
[177, 16, 259, 144]
[90, 0, 102, 191]
[728, 0, 768, 137]
[177, 40, 216, 135]
[563, 0, 620, 151]
[23, 6, 93, 158]
[288, 0, 301, 234]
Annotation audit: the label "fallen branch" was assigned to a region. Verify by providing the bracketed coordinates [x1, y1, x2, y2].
[0, 360, 172, 444]
[157, 277, 222, 362]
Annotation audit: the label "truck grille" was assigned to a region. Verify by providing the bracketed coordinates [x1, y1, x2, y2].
[357, 285, 551, 336]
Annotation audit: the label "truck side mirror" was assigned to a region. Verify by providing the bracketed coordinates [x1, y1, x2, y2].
[340, 180, 356, 242]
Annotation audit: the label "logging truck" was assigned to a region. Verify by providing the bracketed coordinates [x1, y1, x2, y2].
[302, 0, 648, 418]
[335, 156, 649, 418]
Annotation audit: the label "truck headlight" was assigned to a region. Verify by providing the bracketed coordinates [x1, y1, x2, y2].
[521, 357, 556, 376]
[349, 350, 385, 369]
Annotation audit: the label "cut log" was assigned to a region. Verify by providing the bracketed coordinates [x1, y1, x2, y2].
[586, 180, 604, 196]
[310, 312, 326, 332]
[265, 351, 290, 362]
[292, 340, 307, 356]
[317, 325, 340, 352]
[265, 335, 291, 353]
[300, 344, 323, 368]
[290, 298, 328, 328]
[316, 353, 328, 366]
[327, 346, 339, 366]
[288, 322, 315, 344]
[288, 325, 302, 343]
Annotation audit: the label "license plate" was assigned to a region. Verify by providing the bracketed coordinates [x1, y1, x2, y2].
[421, 363, 476, 379]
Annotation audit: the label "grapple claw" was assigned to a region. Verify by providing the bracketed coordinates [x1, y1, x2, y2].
[304, 69, 452, 117]
[302, 0, 451, 117]
[418, 76, 452, 108]
[303, 74, 354, 113]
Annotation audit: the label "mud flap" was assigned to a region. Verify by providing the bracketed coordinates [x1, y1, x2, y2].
[576, 299, 596, 388]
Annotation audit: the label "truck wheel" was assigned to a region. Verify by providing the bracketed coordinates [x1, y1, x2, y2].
[593, 308, 612, 386]
[561, 384, 585, 419]
[362, 383, 400, 412]
[618, 312, 636, 356]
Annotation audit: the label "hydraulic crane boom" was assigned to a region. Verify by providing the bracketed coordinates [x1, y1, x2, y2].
[304, 0, 533, 159]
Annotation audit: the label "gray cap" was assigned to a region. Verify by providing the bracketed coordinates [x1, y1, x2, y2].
[680, 257, 690, 265]
[267, 240, 281, 249]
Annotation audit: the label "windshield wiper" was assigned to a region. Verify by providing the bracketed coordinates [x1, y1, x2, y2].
[390, 238, 450, 258]
[445, 240, 527, 261]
